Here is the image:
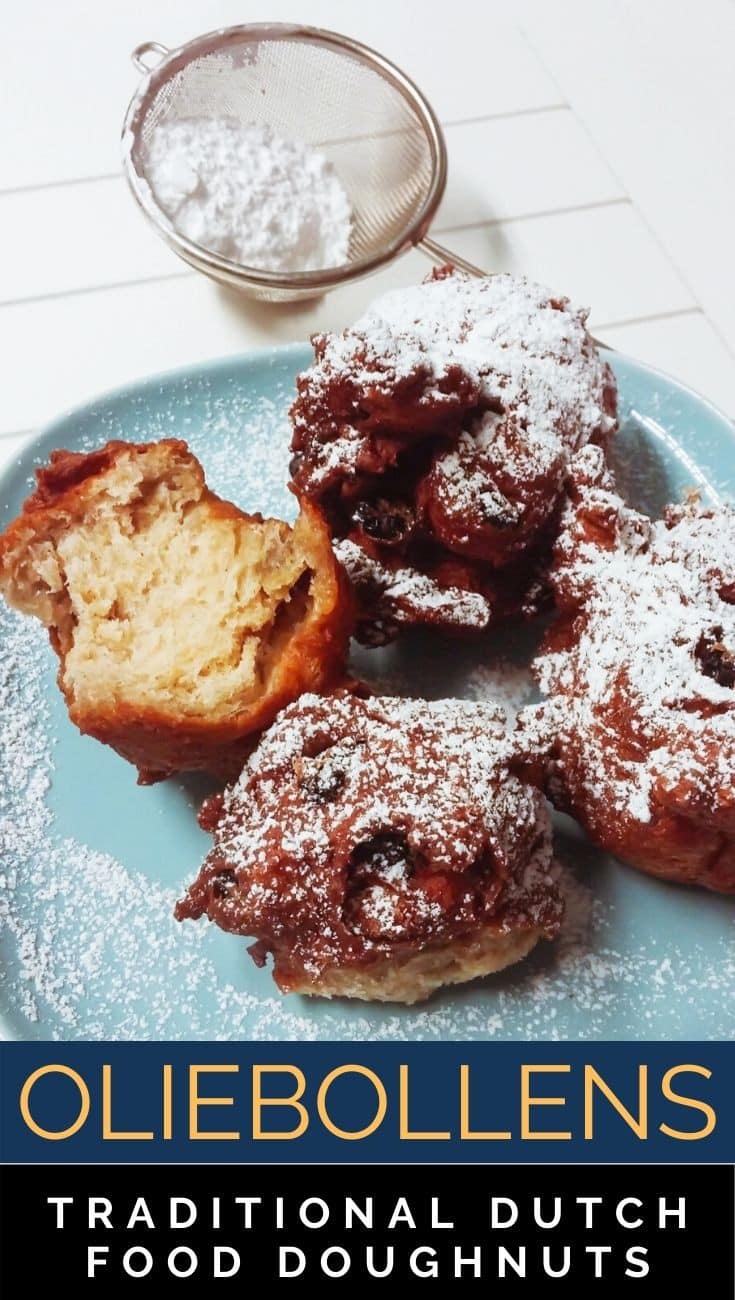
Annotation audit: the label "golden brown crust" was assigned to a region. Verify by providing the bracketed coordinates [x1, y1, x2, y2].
[284, 926, 543, 1004]
[289, 270, 617, 643]
[526, 445, 735, 893]
[0, 439, 353, 783]
[176, 693, 562, 1001]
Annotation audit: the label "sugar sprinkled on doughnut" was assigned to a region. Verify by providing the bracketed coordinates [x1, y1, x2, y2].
[176, 692, 562, 997]
[525, 444, 735, 890]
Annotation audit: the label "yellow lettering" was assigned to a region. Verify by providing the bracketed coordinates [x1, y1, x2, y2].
[20, 1065, 90, 1140]
[102, 1064, 153, 1140]
[521, 1065, 571, 1140]
[660, 1065, 716, 1140]
[399, 1064, 450, 1140]
[252, 1065, 308, 1140]
[460, 1064, 511, 1140]
[317, 1065, 387, 1139]
[584, 1065, 648, 1139]
[189, 1065, 240, 1140]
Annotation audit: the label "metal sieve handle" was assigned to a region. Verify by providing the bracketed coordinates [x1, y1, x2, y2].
[131, 41, 170, 74]
[418, 235, 486, 278]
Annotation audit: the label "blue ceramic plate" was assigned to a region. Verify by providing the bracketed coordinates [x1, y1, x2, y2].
[1, 345, 733, 1041]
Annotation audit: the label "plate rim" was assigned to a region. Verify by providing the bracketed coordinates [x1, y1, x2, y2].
[3, 341, 734, 477]
[0, 341, 733, 1042]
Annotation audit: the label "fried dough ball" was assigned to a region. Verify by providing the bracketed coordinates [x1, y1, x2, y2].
[0, 440, 352, 782]
[290, 268, 617, 643]
[176, 692, 562, 1002]
[524, 445, 735, 892]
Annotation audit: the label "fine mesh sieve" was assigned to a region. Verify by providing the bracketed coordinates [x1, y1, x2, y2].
[122, 24, 485, 303]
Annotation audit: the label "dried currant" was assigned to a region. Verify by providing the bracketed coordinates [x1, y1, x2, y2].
[349, 832, 412, 883]
[352, 498, 415, 546]
[695, 627, 735, 689]
[298, 757, 347, 803]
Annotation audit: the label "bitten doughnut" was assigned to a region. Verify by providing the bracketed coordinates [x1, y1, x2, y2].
[0, 439, 352, 783]
[290, 267, 617, 643]
[175, 692, 562, 1003]
[525, 445, 735, 892]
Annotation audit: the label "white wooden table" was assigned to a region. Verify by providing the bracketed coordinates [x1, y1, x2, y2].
[2, 0, 733, 474]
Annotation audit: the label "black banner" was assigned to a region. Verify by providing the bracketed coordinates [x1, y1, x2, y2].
[1, 1163, 731, 1293]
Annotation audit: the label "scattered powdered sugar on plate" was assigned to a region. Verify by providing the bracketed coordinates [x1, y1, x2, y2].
[2, 367, 734, 1040]
[1, 568, 733, 1041]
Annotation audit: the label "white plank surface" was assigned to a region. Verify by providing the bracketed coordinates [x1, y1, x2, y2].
[0, 179, 177, 305]
[520, 0, 735, 355]
[0, 109, 623, 306]
[0, 2, 559, 190]
[0, 201, 697, 439]
[0, 1, 732, 472]
[448, 204, 695, 324]
[436, 110, 623, 230]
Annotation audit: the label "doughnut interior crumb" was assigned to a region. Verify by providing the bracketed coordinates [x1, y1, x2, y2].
[0, 440, 350, 779]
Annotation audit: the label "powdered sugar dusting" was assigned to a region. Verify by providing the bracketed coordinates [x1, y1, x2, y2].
[2, 366, 735, 1039]
[298, 272, 616, 491]
[2, 596, 733, 1039]
[529, 445, 735, 830]
[178, 693, 561, 986]
[335, 537, 492, 631]
[310, 272, 613, 420]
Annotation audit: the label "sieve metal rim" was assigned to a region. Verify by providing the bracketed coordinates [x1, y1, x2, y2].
[121, 23, 449, 293]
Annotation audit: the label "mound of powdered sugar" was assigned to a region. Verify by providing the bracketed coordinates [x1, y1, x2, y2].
[141, 118, 352, 272]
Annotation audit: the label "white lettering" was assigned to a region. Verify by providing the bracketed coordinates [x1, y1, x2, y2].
[388, 1198, 416, 1229]
[410, 1247, 438, 1278]
[47, 1197, 73, 1229]
[534, 1196, 561, 1229]
[431, 1197, 453, 1229]
[345, 1198, 372, 1229]
[543, 1245, 571, 1277]
[126, 1197, 155, 1230]
[299, 1198, 329, 1229]
[659, 1197, 686, 1228]
[455, 1245, 483, 1277]
[321, 1247, 350, 1278]
[616, 1197, 643, 1229]
[214, 1246, 240, 1278]
[577, 1197, 603, 1228]
[168, 1247, 197, 1278]
[279, 1247, 306, 1277]
[586, 1245, 612, 1278]
[366, 1247, 394, 1278]
[491, 1196, 518, 1228]
[498, 1246, 526, 1278]
[88, 1198, 112, 1229]
[123, 1247, 153, 1278]
[87, 1246, 109, 1277]
[625, 1246, 650, 1278]
[235, 1197, 262, 1229]
[170, 1197, 196, 1228]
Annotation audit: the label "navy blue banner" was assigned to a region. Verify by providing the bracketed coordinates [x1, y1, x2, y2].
[0, 1042, 729, 1164]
